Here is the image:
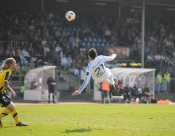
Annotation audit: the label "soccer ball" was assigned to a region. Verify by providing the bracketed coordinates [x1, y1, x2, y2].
[65, 11, 76, 21]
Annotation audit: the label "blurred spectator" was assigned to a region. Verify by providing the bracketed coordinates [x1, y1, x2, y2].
[142, 83, 151, 103]
[100, 82, 110, 103]
[164, 70, 170, 93]
[131, 82, 142, 100]
[57, 71, 65, 82]
[55, 44, 61, 53]
[60, 54, 69, 70]
[0, 44, 4, 61]
[43, 53, 49, 65]
[22, 46, 31, 61]
[29, 59, 35, 69]
[124, 83, 131, 103]
[156, 71, 163, 93]
[14, 51, 21, 65]
[103, 27, 111, 41]
[5, 45, 11, 57]
[30, 77, 38, 89]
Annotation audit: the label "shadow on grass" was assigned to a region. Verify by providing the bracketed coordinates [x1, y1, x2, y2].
[0, 126, 13, 128]
[63, 128, 92, 133]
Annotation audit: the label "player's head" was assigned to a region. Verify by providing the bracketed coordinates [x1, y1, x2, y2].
[2, 58, 17, 71]
[88, 48, 97, 60]
[50, 73, 53, 78]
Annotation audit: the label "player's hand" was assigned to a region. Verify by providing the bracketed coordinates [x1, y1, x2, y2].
[51, 82, 56, 85]
[12, 91, 16, 98]
[72, 91, 79, 96]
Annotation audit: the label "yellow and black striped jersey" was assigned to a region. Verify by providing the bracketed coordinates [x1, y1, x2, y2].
[0, 69, 13, 94]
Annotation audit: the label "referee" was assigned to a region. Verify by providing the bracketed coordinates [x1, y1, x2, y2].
[47, 73, 56, 103]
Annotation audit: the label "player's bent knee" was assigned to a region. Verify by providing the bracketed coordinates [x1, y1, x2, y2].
[6, 102, 16, 111]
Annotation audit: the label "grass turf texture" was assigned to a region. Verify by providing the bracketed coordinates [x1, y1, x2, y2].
[0, 104, 175, 136]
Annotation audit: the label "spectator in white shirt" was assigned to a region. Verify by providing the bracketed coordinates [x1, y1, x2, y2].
[61, 54, 69, 70]
[42, 38, 47, 46]
[103, 27, 111, 41]
[147, 54, 152, 62]
[55, 44, 61, 53]
[166, 39, 171, 46]
[22, 47, 31, 61]
[155, 53, 161, 61]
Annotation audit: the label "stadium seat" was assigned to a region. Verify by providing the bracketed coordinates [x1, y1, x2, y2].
[22, 60, 28, 65]
[88, 37, 93, 42]
[1, 60, 5, 63]
[101, 43, 105, 47]
[68, 27, 72, 31]
[67, 31, 70, 36]
[63, 27, 67, 30]
[84, 37, 88, 42]
[87, 42, 91, 46]
[98, 38, 102, 43]
[53, 26, 57, 31]
[53, 41, 57, 44]
[82, 42, 86, 46]
[106, 43, 110, 46]
[59, 26, 63, 31]
[93, 38, 97, 43]
[110, 43, 114, 46]
[77, 27, 81, 31]
[102, 38, 107, 43]
[92, 43, 96, 46]
[73, 27, 76, 31]
[96, 43, 100, 46]
[49, 41, 52, 44]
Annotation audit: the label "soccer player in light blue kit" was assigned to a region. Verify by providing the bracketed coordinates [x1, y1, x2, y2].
[72, 48, 117, 96]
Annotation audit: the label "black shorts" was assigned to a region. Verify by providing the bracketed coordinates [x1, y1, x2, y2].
[48, 89, 54, 93]
[0, 93, 11, 107]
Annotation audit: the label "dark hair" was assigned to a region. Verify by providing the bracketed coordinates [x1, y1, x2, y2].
[88, 48, 97, 59]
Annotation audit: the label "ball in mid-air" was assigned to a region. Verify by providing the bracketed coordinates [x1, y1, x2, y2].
[65, 11, 76, 21]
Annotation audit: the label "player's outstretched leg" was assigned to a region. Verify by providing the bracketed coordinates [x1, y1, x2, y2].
[104, 68, 116, 96]
[111, 84, 116, 96]
[106, 72, 116, 96]
[110, 73, 116, 96]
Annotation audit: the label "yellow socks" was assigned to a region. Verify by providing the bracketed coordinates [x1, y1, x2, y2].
[0, 108, 11, 119]
[11, 110, 20, 124]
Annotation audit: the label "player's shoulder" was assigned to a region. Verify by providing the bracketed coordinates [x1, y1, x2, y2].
[97, 55, 104, 59]
[0, 69, 11, 74]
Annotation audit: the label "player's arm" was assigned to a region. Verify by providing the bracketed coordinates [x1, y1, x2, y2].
[102, 54, 117, 62]
[72, 70, 92, 95]
[3, 72, 16, 98]
[4, 82, 14, 93]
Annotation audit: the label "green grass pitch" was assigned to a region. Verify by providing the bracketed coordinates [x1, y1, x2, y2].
[0, 104, 175, 136]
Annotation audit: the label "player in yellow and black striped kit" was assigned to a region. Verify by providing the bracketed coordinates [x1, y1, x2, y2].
[0, 58, 28, 126]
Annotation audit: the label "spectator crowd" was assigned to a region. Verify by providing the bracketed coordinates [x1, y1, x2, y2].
[0, 8, 175, 82]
